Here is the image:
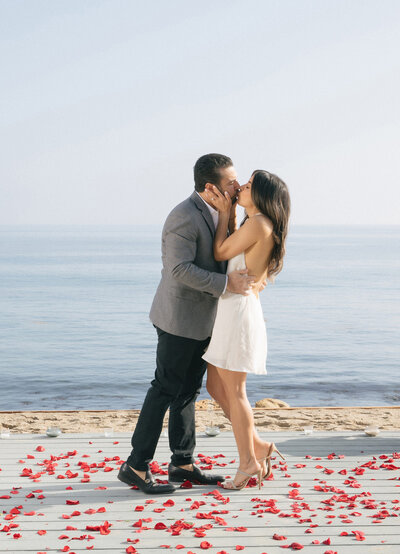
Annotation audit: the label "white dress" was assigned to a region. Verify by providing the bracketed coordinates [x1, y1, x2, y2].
[202, 251, 267, 374]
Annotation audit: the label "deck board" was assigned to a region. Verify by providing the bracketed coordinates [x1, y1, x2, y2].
[1, 431, 399, 553]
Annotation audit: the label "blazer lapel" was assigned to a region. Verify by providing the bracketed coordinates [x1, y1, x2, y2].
[190, 192, 229, 274]
[190, 191, 215, 237]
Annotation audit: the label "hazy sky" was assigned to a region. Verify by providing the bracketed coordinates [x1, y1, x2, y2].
[1, 0, 399, 225]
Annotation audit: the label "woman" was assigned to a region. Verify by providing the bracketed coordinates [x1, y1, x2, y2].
[202, 170, 290, 490]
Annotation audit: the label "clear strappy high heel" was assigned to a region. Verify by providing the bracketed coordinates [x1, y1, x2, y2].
[222, 466, 263, 490]
[258, 442, 286, 480]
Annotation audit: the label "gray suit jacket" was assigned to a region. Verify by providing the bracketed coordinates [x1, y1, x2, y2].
[150, 191, 227, 340]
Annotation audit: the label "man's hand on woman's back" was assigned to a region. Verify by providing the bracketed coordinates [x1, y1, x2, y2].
[227, 269, 255, 296]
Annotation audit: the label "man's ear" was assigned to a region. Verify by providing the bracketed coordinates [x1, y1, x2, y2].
[204, 183, 214, 192]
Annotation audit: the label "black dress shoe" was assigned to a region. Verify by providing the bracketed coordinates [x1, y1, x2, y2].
[168, 463, 224, 485]
[118, 462, 176, 494]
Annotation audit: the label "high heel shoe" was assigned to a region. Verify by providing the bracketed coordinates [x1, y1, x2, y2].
[222, 466, 263, 490]
[258, 442, 286, 480]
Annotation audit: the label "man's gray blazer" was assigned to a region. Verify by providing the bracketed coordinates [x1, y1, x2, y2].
[150, 191, 227, 340]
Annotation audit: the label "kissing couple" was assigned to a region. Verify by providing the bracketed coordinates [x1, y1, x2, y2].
[119, 153, 290, 493]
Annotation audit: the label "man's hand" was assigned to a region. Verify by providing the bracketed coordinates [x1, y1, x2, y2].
[227, 269, 255, 296]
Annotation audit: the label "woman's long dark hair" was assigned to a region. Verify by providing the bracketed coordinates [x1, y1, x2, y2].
[251, 170, 290, 279]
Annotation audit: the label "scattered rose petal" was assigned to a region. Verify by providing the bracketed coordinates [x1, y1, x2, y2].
[352, 530, 366, 541]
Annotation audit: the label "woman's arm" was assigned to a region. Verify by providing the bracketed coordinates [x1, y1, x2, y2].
[204, 186, 259, 262]
[228, 202, 237, 235]
[214, 215, 260, 261]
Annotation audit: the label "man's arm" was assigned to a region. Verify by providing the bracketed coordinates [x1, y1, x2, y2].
[164, 213, 226, 298]
[164, 211, 254, 297]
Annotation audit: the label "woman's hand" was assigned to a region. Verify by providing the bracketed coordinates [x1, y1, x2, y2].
[204, 185, 231, 215]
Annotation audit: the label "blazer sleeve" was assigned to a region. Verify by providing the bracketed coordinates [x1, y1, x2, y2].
[164, 211, 227, 298]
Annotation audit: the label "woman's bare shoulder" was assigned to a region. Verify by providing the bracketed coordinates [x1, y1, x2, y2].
[249, 213, 273, 236]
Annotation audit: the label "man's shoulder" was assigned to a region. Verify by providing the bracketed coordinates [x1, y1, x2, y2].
[165, 193, 199, 223]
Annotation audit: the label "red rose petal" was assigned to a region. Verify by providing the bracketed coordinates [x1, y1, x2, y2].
[273, 533, 287, 540]
[352, 530, 366, 541]
[180, 480, 193, 488]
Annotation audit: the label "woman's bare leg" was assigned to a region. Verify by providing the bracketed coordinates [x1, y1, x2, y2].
[206, 364, 231, 419]
[207, 365, 271, 475]
[211, 366, 260, 485]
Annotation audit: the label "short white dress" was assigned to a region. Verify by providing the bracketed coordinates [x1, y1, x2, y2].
[202, 251, 267, 374]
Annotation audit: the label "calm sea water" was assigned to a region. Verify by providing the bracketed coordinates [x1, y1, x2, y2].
[0, 225, 399, 410]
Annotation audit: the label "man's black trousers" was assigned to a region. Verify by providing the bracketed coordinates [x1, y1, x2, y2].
[127, 327, 210, 471]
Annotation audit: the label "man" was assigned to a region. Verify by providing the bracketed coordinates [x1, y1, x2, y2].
[118, 153, 254, 494]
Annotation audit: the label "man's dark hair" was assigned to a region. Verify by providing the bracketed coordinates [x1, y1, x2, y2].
[193, 153, 233, 192]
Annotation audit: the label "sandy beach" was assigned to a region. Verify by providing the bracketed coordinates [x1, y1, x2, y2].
[1, 400, 399, 435]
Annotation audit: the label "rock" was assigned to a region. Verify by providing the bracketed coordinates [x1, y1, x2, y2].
[255, 398, 290, 409]
[196, 399, 219, 409]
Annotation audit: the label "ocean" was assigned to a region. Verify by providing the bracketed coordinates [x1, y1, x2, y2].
[0, 225, 399, 410]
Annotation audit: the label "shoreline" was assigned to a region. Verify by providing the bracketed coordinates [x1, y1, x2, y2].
[1, 405, 399, 434]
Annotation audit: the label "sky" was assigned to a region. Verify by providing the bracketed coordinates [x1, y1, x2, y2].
[1, 0, 399, 225]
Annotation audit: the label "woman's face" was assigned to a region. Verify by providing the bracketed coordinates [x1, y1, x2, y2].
[237, 175, 254, 208]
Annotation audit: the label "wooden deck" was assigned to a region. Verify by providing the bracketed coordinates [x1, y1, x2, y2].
[1, 431, 399, 553]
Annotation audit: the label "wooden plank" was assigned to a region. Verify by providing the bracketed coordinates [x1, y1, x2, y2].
[0, 431, 399, 553]
[0, 543, 399, 554]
